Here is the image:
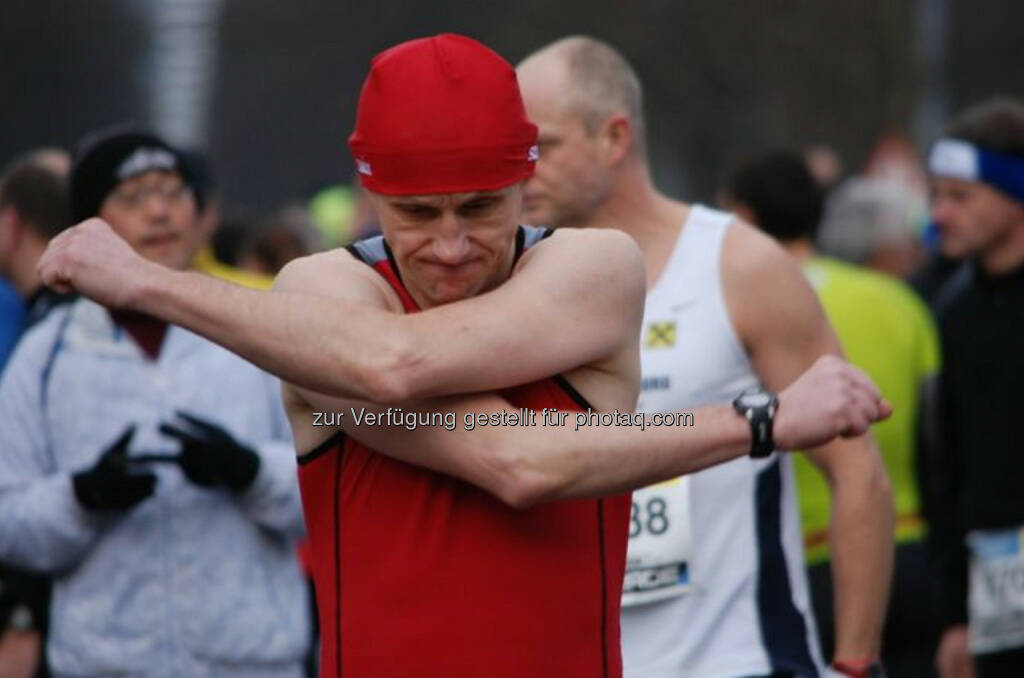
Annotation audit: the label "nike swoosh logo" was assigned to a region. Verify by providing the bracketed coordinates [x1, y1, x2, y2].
[668, 299, 699, 313]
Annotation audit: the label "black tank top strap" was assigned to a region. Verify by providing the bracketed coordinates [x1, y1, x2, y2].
[345, 236, 389, 267]
[513, 225, 553, 267]
[297, 430, 347, 466]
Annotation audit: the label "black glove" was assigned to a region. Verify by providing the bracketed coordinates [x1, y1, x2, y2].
[159, 412, 260, 492]
[0, 564, 50, 633]
[72, 426, 157, 511]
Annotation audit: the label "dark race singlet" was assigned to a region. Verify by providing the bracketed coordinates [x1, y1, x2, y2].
[297, 226, 631, 678]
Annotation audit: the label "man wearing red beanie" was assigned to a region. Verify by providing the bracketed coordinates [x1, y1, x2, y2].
[39, 34, 889, 677]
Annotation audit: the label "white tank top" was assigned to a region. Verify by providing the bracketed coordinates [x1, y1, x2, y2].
[621, 206, 825, 677]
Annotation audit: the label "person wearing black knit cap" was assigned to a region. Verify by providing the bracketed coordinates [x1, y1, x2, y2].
[0, 128, 310, 677]
[68, 128, 204, 270]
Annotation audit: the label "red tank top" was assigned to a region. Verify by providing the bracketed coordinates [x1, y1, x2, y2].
[297, 227, 630, 678]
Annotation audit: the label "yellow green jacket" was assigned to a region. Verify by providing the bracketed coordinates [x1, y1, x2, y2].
[192, 248, 274, 290]
[796, 257, 940, 564]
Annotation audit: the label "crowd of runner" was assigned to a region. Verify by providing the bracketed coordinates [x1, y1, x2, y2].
[1, 32, 1022, 678]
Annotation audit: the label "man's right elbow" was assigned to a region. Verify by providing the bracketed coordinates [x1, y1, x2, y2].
[355, 336, 421, 404]
[358, 361, 411, 404]
[489, 450, 563, 509]
[495, 476, 546, 509]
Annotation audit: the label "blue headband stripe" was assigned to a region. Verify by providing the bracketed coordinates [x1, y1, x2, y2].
[978, 146, 1024, 205]
[929, 138, 1024, 205]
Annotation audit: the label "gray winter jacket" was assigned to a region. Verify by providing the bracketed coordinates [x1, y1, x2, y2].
[0, 299, 309, 677]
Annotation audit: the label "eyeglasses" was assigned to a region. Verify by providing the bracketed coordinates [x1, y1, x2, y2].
[109, 182, 192, 210]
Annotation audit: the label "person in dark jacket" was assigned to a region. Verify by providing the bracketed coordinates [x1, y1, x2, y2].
[925, 97, 1024, 678]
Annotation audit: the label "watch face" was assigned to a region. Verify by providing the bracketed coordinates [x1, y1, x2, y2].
[741, 392, 773, 408]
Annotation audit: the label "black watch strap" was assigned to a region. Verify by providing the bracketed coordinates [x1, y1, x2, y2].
[732, 387, 778, 458]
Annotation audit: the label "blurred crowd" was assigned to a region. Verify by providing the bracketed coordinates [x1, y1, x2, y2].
[1, 35, 1023, 678]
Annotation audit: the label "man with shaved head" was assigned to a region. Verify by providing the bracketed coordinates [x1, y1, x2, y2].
[518, 37, 893, 678]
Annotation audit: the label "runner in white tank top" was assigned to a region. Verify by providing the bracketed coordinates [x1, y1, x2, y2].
[518, 37, 894, 678]
[621, 205, 825, 677]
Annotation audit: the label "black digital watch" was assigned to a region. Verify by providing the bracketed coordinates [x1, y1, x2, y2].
[732, 387, 778, 458]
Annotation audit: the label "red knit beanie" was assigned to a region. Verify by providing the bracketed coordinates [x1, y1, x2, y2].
[348, 34, 539, 195]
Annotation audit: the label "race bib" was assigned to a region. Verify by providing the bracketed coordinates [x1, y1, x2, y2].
[621, 476, 692, 606]
[967, 527, 1024, 654]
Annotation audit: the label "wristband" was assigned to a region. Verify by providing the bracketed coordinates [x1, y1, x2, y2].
[830, 659, 885, 678]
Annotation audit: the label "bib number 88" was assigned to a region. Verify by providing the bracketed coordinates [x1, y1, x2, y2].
[630, 497, 669, 538]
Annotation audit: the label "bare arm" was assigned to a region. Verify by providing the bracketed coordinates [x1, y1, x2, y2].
[724, 223, 894, 665]
[43, 219, 890, 510]
[805, 442, 893, 663]
[39, 219, 643, 404]
[271, 249, 747, 506]
[291, 361, 881, 509]
[276, 246, 888, 508]
[290, 384, 751, 507]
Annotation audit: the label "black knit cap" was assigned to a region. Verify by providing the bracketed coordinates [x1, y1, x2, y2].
[69, 127, 201, 222]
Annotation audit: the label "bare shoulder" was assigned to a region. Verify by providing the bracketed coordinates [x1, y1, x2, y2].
[275, 248, 402, 450]
[540, 226, 642, 260]
[273, 248, 365, 291]
[720, 219, 828, 351]
[720, 218, 799, 284]
[519, 227, 645, 294]
[273, 247, 400, 310]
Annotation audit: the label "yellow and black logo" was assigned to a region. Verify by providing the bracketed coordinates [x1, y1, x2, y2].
[645, 321, 676, 348]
